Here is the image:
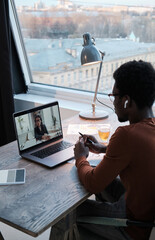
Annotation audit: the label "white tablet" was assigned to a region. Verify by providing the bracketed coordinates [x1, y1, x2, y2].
[0, 168, 26, 185]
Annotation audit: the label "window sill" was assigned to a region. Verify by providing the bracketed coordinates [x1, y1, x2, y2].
[14, 85, 113, 120]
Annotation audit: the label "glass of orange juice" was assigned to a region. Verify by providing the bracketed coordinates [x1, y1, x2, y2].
[98, 124, 111, 143]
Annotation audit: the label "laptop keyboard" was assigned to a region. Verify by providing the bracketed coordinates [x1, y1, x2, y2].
[31, 141, 73, 159]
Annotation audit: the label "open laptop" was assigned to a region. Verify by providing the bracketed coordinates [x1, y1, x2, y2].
[13, 101, 74, 168]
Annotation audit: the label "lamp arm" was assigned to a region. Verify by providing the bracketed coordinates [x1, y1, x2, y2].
[92, 59, 103, 113]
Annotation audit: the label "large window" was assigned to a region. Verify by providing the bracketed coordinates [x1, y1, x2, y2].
[12, 0, 155, 94]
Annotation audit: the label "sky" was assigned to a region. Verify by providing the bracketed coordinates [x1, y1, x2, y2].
[14, 0, 155, 7]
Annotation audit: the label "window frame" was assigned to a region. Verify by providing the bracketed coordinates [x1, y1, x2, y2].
[9, 0, 32, 85]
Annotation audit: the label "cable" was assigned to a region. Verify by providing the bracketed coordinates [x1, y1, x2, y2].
[96, 96, 114, 112]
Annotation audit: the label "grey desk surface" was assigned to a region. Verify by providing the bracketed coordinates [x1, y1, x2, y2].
[0, 112, 123, 237]
[0, 140, 91, 237]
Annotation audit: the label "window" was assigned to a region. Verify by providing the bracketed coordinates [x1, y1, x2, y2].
[11, 0, 155, 96]
[86, 70, 88, 79]
[91, 68, 94, 77]
[61, 75, 64, 84]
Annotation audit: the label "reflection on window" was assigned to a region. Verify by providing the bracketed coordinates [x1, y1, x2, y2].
[14, 0, 155, 94]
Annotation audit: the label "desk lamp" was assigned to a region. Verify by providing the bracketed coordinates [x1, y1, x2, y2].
[79, 33, 109, 120]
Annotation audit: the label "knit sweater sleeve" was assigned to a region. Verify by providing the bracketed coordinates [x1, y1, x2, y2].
[75, 127, 130, 193]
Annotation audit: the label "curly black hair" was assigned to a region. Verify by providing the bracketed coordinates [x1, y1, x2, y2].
[113, 60, 155, 109]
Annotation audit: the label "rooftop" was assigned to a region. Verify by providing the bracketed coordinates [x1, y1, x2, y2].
[24, 37, 155, 72]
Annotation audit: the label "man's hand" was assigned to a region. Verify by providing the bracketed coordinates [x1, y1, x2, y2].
[81, 134, 107, 154]
[74, 138, 89, 159]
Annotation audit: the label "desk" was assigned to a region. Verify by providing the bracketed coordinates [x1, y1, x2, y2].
[0, 112, 122, 239]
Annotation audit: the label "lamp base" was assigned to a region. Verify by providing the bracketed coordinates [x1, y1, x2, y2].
[79, 109, 109, 120]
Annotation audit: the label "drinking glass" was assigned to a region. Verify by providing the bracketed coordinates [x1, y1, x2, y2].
[98, 124, 111, 143]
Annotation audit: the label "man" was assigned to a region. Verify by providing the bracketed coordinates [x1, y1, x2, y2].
[74, 60, 155, 240]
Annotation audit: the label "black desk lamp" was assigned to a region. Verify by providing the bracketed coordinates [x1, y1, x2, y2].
[79, 33, 109, 120]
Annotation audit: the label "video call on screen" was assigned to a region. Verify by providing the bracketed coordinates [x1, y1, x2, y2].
[15, 105, 62, 151]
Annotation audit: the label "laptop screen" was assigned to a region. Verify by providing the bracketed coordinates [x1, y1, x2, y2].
[14, 102, 62, 152]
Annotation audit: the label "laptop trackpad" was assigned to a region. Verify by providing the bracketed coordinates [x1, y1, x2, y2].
[41, 146, 74, 167]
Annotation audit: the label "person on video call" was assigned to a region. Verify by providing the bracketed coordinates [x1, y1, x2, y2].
[34, 115, 50, 141]
[74, 60, 155, 240]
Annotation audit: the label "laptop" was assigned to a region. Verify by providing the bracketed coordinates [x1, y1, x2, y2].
[13, 101, 74, 168]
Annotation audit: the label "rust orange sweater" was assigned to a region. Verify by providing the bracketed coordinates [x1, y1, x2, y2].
[76, 118, 155, 240]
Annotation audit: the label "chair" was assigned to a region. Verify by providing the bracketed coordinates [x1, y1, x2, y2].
[77, 216, 155, 240]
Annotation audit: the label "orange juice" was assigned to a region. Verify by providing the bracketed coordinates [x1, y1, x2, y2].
[98, 124, 111, 142]
[98, 130, 110, 141]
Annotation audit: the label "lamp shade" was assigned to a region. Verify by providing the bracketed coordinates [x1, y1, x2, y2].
[81, 33, 101, 65]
